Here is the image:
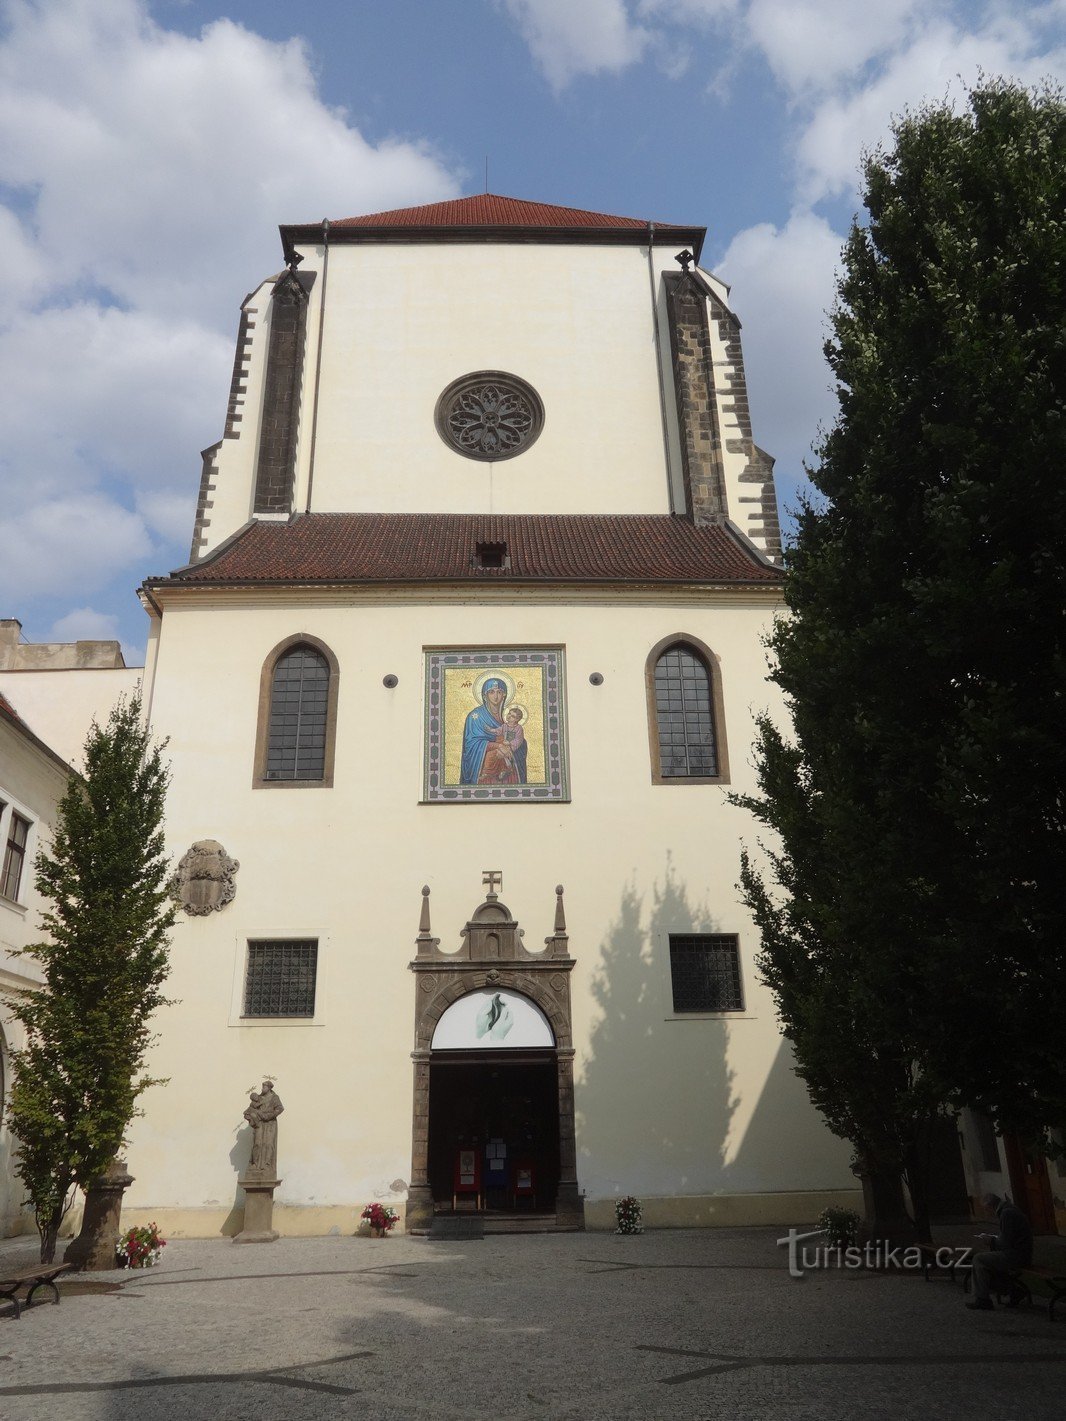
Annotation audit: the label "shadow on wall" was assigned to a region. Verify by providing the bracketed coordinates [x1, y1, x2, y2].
[575, 858, 855, 1215]
[223, 1124, 254, 1238]
[576, 862, 737, 1206]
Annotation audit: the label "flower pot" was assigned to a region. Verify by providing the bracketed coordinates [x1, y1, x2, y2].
[370, 1226, 384, 1238]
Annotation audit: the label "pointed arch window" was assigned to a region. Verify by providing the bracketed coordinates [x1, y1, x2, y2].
[254, 635, 339, 788]
[646, 636, 729, 784]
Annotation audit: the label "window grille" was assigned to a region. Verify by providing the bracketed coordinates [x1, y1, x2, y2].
[1, 813, 29, 902]
[244, 940, 318, 1018]
[266, 646, 329, 781]
[654, 645, 718, 777]
[669, 934, 743, 1012]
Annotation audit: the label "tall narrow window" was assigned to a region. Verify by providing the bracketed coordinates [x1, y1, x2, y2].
[254, 634, 339, 788]
[1, 812, 30, 901]
[651, 642, 720, 779]
[266, 645, 329, 781]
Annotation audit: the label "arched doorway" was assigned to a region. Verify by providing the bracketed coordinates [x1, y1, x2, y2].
[407, 884, 583, 1231]
[428, 990, 559, 1214]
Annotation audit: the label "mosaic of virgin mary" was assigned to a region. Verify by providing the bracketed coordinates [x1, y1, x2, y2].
[460, 676, 529, 785]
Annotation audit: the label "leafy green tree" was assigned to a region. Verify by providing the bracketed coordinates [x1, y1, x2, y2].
[5, 697, 174, 1261]
[736, 81, 1066, 1239]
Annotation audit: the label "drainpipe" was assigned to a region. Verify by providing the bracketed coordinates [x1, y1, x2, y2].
[304, 217, 331, 513]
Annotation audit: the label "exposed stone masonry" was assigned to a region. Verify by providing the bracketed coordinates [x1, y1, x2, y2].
[189, 441, 220, 562]
[665, 270, 782, 563]
[707, 291, 782, 562]
[253, 270, 310, 515]
[665, 271, 727, 526]
[224, 304, 256, 440]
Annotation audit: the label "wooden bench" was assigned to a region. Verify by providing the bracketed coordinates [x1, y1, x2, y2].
[917, 1242, 972, 1286]
[0, 1262, 73, 1320]
[961, 1258, 1066, 1320]
[1010, 1266, 1066, 1321]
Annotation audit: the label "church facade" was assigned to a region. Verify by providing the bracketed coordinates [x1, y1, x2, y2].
[124, 195, 862, 1234]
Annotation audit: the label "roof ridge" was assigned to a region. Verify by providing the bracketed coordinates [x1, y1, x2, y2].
[324, 193, 695, 231]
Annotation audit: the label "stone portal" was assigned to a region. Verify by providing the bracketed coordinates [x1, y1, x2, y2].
[407, 883, 582, 1231]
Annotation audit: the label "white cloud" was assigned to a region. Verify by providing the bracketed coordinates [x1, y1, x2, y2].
[745, 0, 930, 95]
[794, 13, 1066, 202]
[0, 494, 153, 601]
[0, 0, 462, 632]
[499, 0, 650, 88]
[0, 303, 231, 511]
[49, 607, 121, 643]
[714, 209, 844, 505]
[0, 1, 459, 326]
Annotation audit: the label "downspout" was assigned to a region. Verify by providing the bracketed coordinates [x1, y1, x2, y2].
[646, 221, 674, 507]
[304, 217, 331, 513]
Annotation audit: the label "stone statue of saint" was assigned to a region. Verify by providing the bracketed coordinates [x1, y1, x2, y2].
[243, 1079, 284, 1177]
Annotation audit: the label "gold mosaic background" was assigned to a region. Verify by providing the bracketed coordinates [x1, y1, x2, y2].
[441, 664, 547, 786]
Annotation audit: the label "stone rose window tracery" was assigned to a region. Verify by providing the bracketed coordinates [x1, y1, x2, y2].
[435, 372, 544, 462]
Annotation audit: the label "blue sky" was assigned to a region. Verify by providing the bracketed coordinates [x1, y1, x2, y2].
[1, 0, 1062, 660]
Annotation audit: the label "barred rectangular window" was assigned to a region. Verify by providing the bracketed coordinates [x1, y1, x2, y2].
[669, 934, 743, 1012]
[1, 812, 30, 902]
[244, 939, 318, 1018]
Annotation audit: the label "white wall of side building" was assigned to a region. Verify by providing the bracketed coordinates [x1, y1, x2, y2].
[0, 668, 143, 772]
[0, 714, 70, 1236]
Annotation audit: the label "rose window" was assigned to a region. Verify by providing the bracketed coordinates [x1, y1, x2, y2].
[435, 372, 544, 462]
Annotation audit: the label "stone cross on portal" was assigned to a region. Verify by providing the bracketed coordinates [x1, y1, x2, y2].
[482, 870, 503, 899]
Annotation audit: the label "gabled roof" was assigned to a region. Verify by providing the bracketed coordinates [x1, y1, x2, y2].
[330, 194, 693, 232]
[149, 514, 780, 589]
[281, 194, 705, 261]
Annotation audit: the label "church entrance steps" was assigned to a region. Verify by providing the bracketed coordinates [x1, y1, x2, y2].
[419, 1211, 563, 1238]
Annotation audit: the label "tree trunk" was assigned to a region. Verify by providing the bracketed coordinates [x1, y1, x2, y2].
[904, 1123, 934, 1244]
[852, 1148, 917, 1246]
[65, 1159, 134, 1272]
[38, 1215, 61, 1264]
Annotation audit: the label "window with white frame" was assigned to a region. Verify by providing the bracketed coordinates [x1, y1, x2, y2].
[0, 805, 31, 903]
[243, 939, 318, 1018]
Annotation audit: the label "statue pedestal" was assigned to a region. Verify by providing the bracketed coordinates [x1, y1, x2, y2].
[234, 1176, 281, 1243]
[66, 1159, 134, 1272]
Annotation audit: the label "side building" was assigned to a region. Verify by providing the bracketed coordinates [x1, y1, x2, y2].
[0, 620, 142, 1238]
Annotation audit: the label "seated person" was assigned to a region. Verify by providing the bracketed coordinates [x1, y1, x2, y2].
[966, 1191, 1033, 1311]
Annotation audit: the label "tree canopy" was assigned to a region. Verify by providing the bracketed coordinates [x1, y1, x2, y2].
[736, 81, 1066, 1232]
[5, 696, 174, 1259]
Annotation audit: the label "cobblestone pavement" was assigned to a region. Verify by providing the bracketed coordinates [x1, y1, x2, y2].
[1, 1227, 1064, 1420]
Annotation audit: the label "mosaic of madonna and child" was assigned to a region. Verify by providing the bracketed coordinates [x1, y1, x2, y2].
[423, 649, 569, 802]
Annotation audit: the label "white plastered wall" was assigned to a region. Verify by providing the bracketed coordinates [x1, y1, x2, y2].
[196, 279, 276, 558]
[124, 589, 857, 1234]
[0, 719, 69, 1235]
[0, 668, 143, 771]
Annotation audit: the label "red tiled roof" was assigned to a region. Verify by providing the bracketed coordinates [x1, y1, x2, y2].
[329, 195, 692, 232]
[156, 515, 780, 588]
[281, 194, 706, 260]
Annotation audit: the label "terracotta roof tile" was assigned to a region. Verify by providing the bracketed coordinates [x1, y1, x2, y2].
[155, 515, 780, 588]
[328, 194, 692, 232]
